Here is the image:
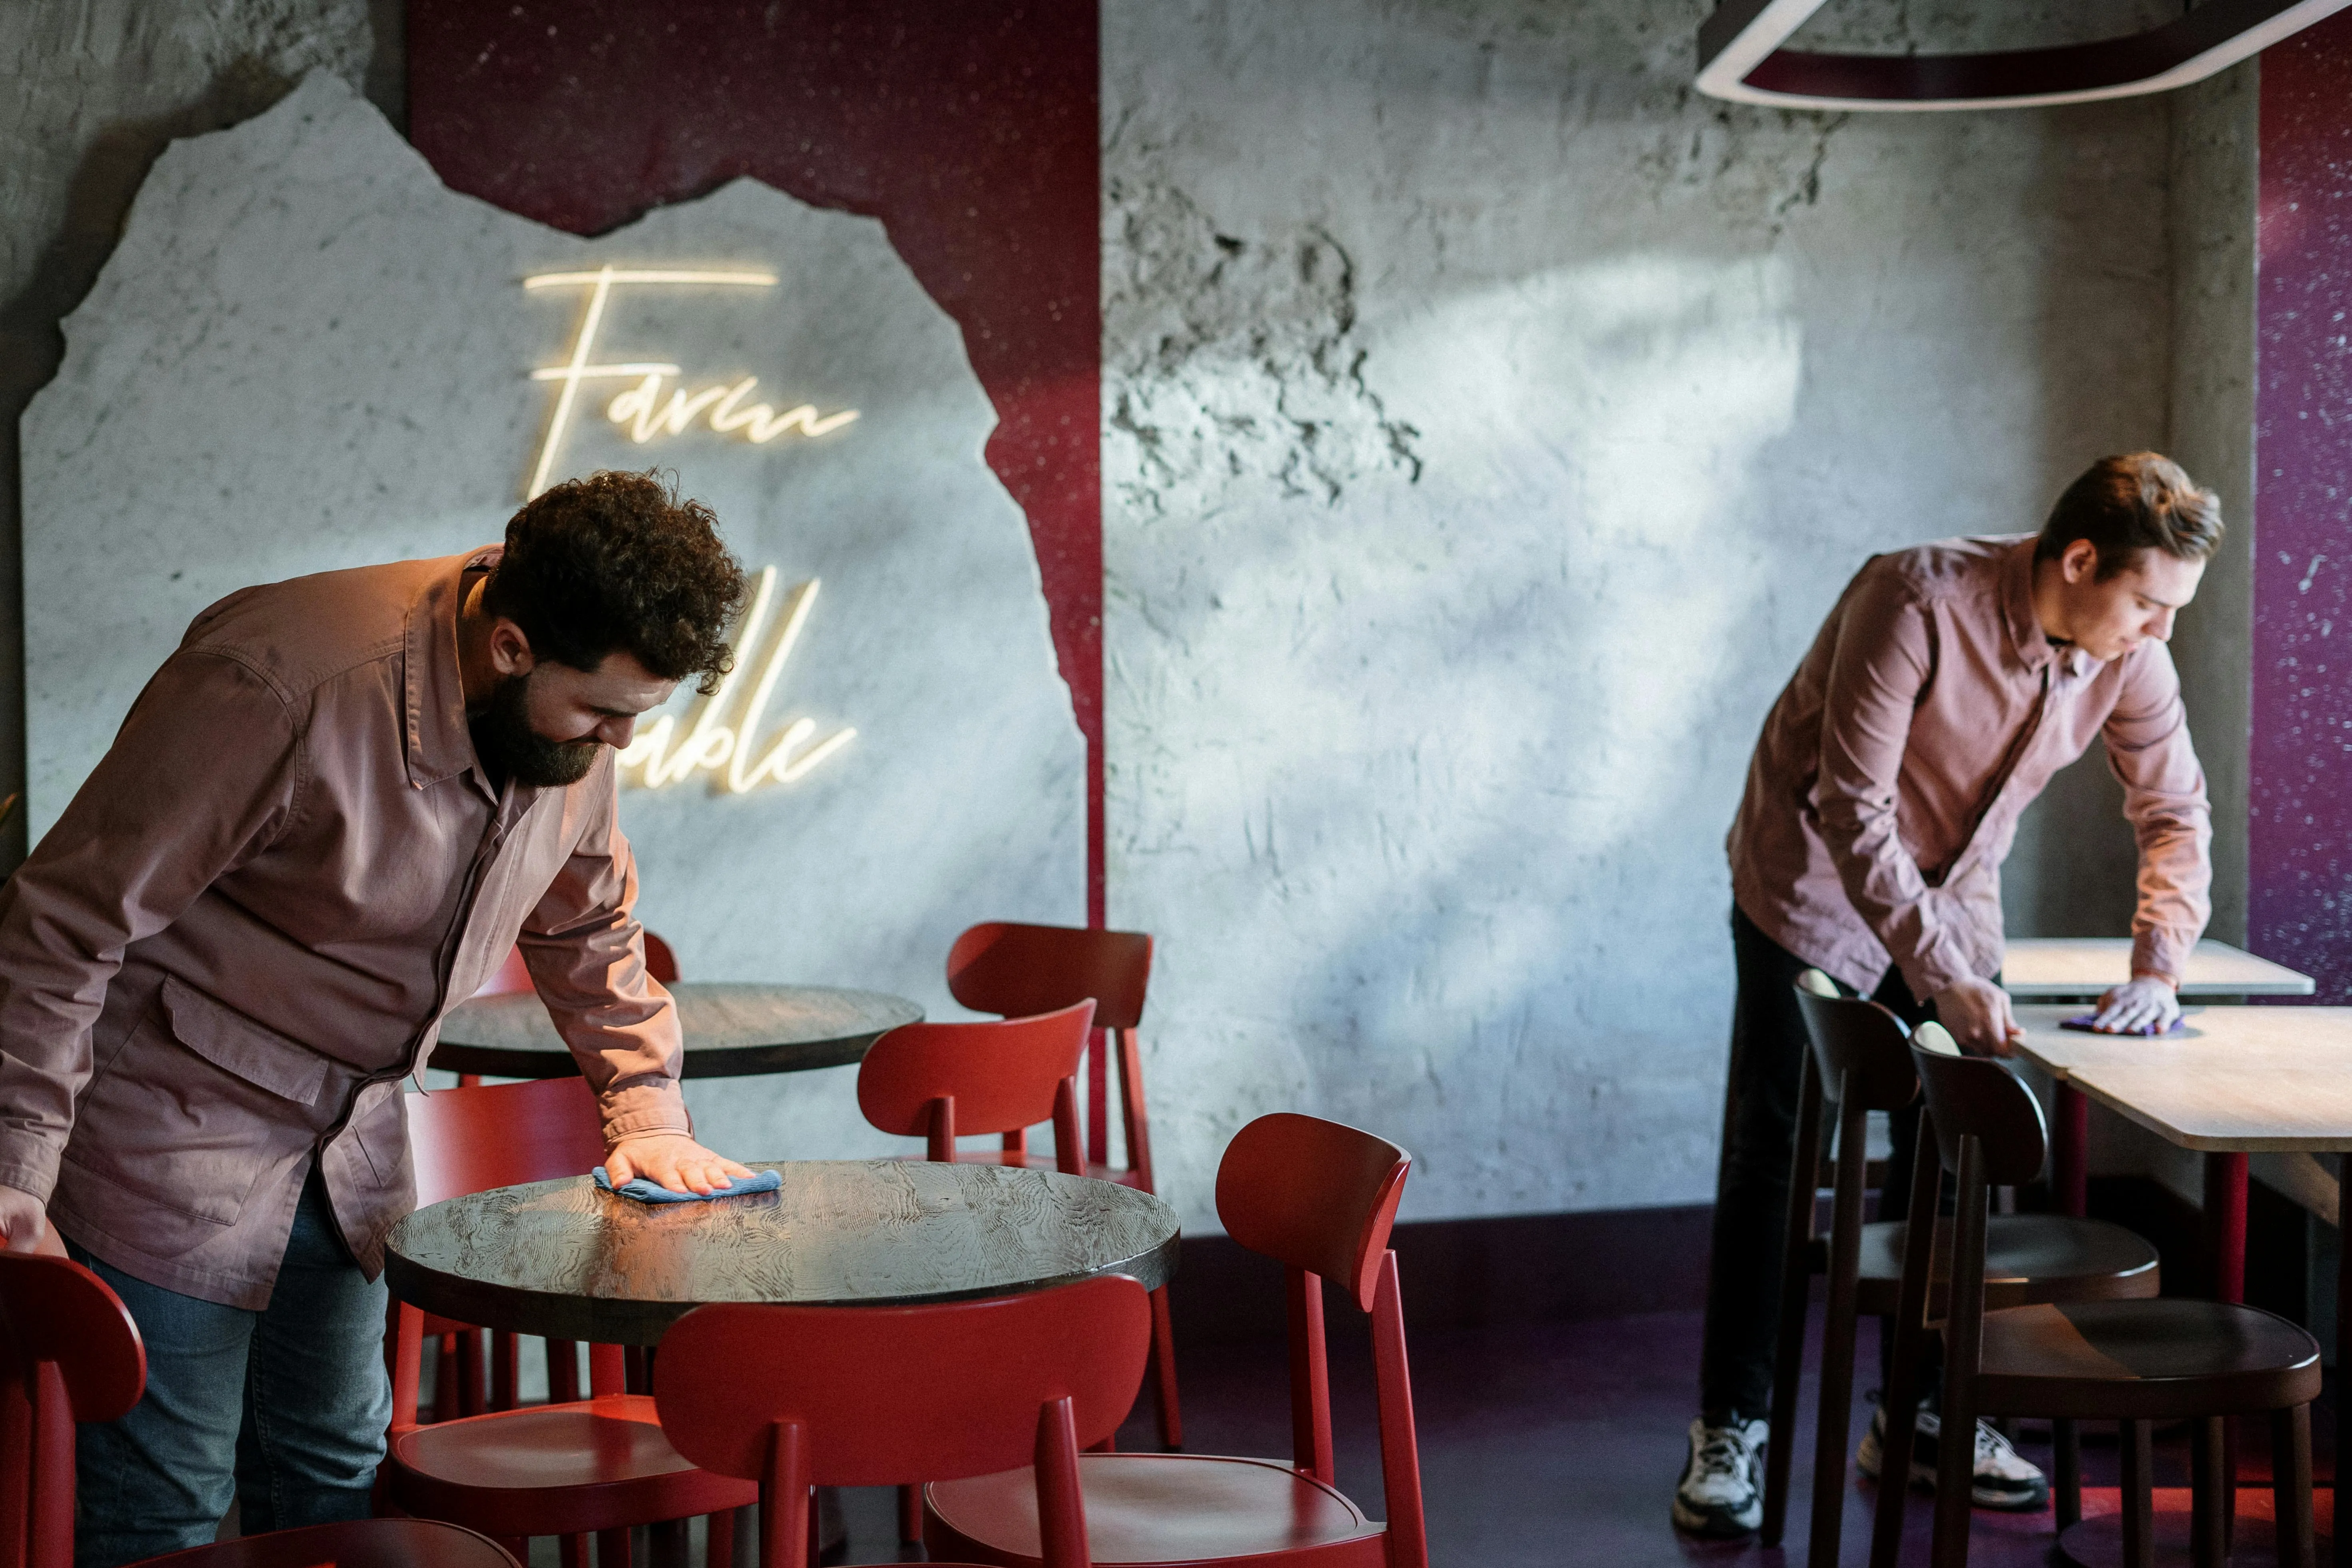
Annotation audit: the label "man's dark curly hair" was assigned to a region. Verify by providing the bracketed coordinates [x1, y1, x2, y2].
[483, 471, 748, 696]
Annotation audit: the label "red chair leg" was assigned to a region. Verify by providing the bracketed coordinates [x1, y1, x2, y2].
[598, 1525, 631, 1568]
[491, 1330, 519, 1411]
[548, 1339, 581, 1403]
[561, 1534, 588, 1568]
[898, 1482, 922, 1542]
[706, 1508, 736, 1568]
[433, 1331, 461, 1423]
[1148, 1285, 1183, 1450]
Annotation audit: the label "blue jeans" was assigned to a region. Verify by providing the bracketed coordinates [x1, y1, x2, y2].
[67, 1165, 392, 1568]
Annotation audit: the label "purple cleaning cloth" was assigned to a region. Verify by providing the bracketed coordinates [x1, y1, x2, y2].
[2058, 1013, 2188, 1037]
[591, 1167, 782, 1204]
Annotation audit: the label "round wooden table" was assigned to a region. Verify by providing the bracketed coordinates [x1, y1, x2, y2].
[384, 1160, 1182, 1345]
[429, 982, 922, 1080]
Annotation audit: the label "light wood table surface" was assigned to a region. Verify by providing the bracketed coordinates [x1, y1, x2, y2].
[2011, 1006, 2352, 1566]
[2003, 937, 2316, 1001]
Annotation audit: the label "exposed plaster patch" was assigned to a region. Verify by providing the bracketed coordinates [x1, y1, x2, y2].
[1104, 152, 1422, 517]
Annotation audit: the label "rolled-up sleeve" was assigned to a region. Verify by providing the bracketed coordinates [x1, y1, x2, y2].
[1813, 573, 1979, 1000]
[517, 766, 690, 1147]
[2102, 642, 2212, 983]
[0, 652, 300, 1202]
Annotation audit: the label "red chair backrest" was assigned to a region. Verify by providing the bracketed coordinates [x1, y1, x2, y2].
[404, 1077, 608, 1206]
[1215, 1111, 1410, 1312]
[856, 1001, 1095, 1141]
[643, 931, 680, 985]
[472, 929, 679, 1000]
[947, 923, 1151, 1031]
[0, 1255, 147, 1568]
[656, 1276, 1149, 1568]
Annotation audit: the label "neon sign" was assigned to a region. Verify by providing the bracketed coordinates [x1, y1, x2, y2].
[522, 266, 860, 499]
[617, 566, 856, 793]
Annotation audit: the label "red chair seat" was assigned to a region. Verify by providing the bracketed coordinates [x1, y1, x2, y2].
[390, 1394, 756, 1536]
[927, 1452, 1384, 1566]
[140, 1519, 519, 1568]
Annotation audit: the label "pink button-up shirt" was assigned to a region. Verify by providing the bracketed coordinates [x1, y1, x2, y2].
[0, 549, 688, 1307]
[1729, 535, 2211, 1001]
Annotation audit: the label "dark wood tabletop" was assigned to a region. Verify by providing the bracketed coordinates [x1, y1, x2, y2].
[384, 1159, 1183, 1345]
[429, 982, 922, 1080]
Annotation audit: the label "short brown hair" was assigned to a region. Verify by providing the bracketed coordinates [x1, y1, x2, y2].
[2035, 453, 2223, 580]
[483, 471, 749, 695]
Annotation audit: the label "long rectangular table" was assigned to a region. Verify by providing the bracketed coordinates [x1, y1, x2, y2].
[2004, 938, 2317, 1001]
[2012, 1006, 2352, 1564]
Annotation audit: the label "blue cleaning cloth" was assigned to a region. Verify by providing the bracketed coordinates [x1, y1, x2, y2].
[2059, 1013, 2188, 1037]
[591, 1167, 783, 1204]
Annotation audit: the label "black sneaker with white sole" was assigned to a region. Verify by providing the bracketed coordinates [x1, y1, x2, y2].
[1855, 1403, 2049, 1511]
[1672, 1414, 1769, 1538]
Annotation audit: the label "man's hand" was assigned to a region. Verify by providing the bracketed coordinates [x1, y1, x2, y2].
[1931, 975, 2025, 1057]
[2090, 975, 2180, 1036]
[603, 1133, 754, 1197]
[0, 1183, 66, 1257]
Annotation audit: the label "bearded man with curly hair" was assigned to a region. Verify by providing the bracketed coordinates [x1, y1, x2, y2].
[0, 471, 752, 1565]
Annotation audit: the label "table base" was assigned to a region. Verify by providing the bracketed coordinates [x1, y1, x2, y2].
[2055, 1489, 2332, 1568]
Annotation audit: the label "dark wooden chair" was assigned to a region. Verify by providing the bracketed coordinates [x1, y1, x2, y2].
[1887, 1032, 2320, 1568]
[944, 922, 1181, 1451]
[654, 1275, 1154, 1568]
[0, 1251, 519, 1568]
[1765, 973, 2162, 1568]
[923, 1111, 1428, 1568]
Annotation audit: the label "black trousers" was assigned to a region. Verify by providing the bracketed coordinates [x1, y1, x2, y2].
[1698, 906, 1938, 1421]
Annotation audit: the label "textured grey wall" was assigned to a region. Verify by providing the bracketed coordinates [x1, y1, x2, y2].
[0, 0, 399, 866]
[1102, 0, 2183, 1224]
[2165, 62, 2260, 949]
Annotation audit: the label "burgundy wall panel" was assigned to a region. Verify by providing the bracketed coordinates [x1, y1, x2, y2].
[2254, 8, 2352, 1001]
[405, 0, 1104, 922]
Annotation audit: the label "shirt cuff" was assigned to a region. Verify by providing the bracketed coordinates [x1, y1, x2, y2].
[0, 1161, 58, 1207]
[1899, 930, 1978, 1004]
[2131, 928, 2196, 990]
[597, 1080, 692, 1146]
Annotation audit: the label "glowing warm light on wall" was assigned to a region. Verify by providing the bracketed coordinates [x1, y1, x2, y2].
[521, 265, 859, 499]
[618, 566, 856, 793]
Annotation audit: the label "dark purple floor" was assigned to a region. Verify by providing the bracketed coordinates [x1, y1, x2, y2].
[834, 1305, 2333, 1567]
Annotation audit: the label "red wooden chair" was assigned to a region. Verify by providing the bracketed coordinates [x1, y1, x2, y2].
[946, 924, 1157, 1191]
[386, 1077, 755, 1568]
[924, 1111, 1429, 1568]
[943, 923, 1182, 1448]
[654, 1274, 1154, 1568]
[0, 1250, 517, 1568]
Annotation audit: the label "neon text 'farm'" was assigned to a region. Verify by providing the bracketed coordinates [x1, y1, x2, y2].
[522, 267, 859, 499]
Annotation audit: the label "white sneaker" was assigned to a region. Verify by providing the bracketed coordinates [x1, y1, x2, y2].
[1856, 1404, 2050, 1512]
[1672, 1414, 1769, 1538]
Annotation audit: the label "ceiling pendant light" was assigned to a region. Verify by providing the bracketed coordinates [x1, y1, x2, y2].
[1697, 0, 2352, 110]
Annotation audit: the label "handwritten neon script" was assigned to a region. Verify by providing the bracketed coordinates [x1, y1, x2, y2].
[522, 267, 860, 499]
[618, 566, 856, 793]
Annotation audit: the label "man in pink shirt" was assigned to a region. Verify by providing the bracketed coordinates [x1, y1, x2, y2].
[1672, 453, 2219, 1538]
[0, 471, 755, 1564]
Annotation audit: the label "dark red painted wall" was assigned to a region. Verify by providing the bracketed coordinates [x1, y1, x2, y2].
[405, 0, 1104, 923]
[2254, 9, 2352, 1001]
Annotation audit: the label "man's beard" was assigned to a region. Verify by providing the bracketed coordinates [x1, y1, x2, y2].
[469, 670, 601, 788]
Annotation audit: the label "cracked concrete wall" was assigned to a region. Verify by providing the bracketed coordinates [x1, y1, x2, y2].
[0, 0, 399, 869]
[1104, 0, 2179, 1228]
[2165, 62, 2260, 950]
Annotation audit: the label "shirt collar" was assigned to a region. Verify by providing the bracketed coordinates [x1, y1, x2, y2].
[2000, 538, 2088, 680]
[404, 547, 502, 791]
